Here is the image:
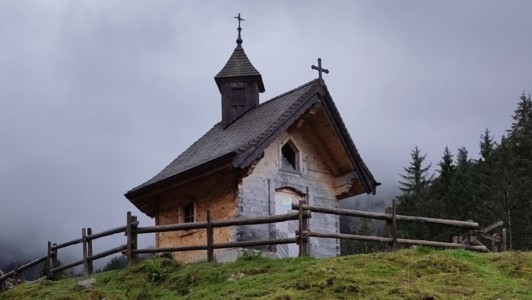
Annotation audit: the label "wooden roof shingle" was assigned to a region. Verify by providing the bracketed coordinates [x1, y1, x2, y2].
[214, 45, 265, 93]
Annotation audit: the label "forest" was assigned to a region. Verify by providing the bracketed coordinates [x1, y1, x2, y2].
[343, 93, 532, 254]
[397, 93, 531, 250]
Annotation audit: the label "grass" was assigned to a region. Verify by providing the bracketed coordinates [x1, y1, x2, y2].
[1, 248, 531, 300]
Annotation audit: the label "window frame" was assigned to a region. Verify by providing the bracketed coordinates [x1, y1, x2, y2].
[179, 200, 197, 236]
[279, 139, 301, 173]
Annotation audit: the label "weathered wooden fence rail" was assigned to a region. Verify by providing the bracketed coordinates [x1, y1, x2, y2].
[0, 209, 310, 291]
[291, 202, 492, 252]
[130, 210, 311, 261]
[1, 201, 504, 293]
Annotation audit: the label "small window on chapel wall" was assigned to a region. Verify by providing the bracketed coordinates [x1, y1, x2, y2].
[182, 202, 195, 223]
[281, 141, 299, 171]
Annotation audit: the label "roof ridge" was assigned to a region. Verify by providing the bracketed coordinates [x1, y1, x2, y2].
[257, 78, 320, 107]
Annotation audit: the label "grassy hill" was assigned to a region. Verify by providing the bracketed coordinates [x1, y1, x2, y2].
[1, 248, 531, 300]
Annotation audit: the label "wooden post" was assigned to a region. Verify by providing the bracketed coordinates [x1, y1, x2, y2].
[466, 220, 473, 246]
[491, 233, 500, 253]
[46, 241, 53, 280]
[391, 200, 398, 251]
[501, 228, 507, 252]
[126, 211, 133, 266]
[52, 244, 58, 267]
[12, 261, 19, 286]
[206, 210, 214, 262]
[51, 243, 58, 278]
[131, 215, 138, 263]
[0, 275, 5, 292]
[385, 207, 391, 251]
[298, 200, 308, 257]
[87, 228, 93, 274]
[82, 228, 89, 276]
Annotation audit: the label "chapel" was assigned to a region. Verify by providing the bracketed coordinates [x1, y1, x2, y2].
[125, 15, 379, 261]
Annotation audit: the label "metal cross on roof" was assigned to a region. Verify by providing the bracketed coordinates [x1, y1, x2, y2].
[311, 58, 329, 83]
[234, 13, 245, 46]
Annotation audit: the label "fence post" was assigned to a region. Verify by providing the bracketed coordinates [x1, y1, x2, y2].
[48, 242, 58, 280]
[207, 210, 214, 262]
[131, 215, 138, 262]
[52, 243, 58, 272]
[87, 228, 93, 273]
[0, 275, 5, 292]
[298, 200, 308, 257]
[46, 241, 52, 280]
[385, 207, 391, 249]
[385, 203, 398, 251]
[391, 200, 398, 251]
[126, 211, 138, 266]
[491, 233, 500, 253]
[12, 261, 19, 286]
[82, 228, 90, 276]
[501, 228, 507, 252]
[126, 211, 133, 266]
[466, 220, 473, 246]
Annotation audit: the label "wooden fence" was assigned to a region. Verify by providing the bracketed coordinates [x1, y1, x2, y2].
[0, 201, 504, 292]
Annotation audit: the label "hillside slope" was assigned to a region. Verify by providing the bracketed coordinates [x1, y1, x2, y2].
[1, 248, 531, 300]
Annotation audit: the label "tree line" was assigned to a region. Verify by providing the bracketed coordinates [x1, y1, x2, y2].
[396, 93, 532, 250]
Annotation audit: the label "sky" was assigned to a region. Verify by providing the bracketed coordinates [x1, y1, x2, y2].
[1, 1, 531, 266]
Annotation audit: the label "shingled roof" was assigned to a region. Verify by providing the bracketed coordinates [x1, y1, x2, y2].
[126, 79, 379, 198]
[214, 45, 265, 93]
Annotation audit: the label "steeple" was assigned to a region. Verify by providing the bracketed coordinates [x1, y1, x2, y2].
[215, 13, 265, 128]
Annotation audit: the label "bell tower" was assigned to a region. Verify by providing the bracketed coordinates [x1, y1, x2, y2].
[214, 13, 265, 128]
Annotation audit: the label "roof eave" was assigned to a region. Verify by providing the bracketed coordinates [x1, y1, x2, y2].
[125, 152, 236, 201]
[214, 75, 265, 93]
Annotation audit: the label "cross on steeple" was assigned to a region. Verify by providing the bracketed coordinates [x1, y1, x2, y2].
[234, 13, 245, 46]
[311, 58, 329, 83]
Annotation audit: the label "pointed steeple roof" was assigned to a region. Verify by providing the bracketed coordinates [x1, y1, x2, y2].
[214, 47, 265, 92]
[214, 13, 265, 93]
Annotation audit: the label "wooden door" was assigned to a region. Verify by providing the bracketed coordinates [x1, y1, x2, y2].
[274, 189, 302, 258]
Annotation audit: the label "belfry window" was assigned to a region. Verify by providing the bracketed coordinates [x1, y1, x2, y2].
[232, 88, 246, 106]
[281, 141, 299, 171]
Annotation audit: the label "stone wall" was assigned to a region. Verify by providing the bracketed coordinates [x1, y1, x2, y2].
[238, 125, 341, 258]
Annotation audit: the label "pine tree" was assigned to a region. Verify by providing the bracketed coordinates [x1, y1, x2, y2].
[509, 93, 532, 141]
[398, 146, 433, 197]
[479, 129, 496, 161]
[447, 146, 476, 221]
[396, 146, 433, 239]
[427, 147, 456, 240]
[503, 93, 532, 249]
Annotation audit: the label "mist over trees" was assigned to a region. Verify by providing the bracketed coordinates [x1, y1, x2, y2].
[396, 93, 532, 250]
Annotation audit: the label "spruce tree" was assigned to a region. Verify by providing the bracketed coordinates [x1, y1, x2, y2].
[479, 129, 496, 161]
[504, 93, 532, 249]
[428, 147, 456, 240]
[448, 146, 475, 221]
[396, 146, 433, 239]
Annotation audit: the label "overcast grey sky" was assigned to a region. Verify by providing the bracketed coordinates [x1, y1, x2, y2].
[1, 1, 531, 263]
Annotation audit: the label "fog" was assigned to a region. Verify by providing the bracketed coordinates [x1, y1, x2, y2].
[1, 1, 531, 269]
